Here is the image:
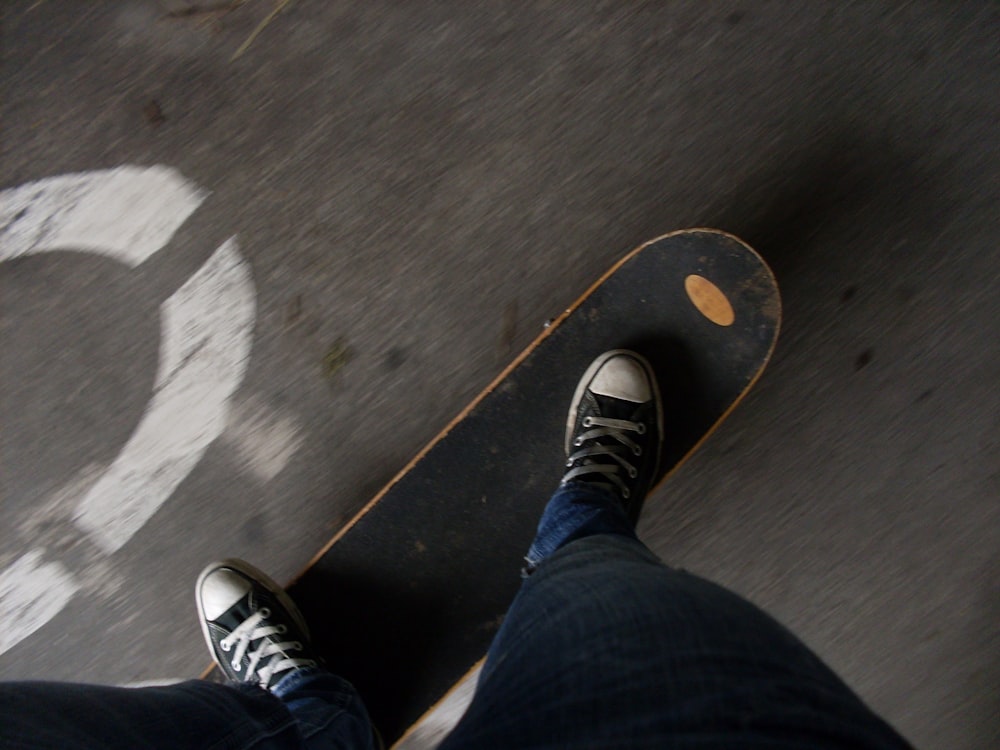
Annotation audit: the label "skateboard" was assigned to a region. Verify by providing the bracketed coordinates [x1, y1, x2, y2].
[267, 229, 779, 743]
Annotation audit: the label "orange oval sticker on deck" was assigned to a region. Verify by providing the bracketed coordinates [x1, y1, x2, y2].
[684, 274, 734, 326]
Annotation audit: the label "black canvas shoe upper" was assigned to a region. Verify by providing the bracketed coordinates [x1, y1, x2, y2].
[562, 350, 663, 523]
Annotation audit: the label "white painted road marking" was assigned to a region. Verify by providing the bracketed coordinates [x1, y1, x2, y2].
[75, 237, 255, 553]
[0, 166, 257, 655]
[222, 395, 305, 483]
[0, 165, 205, 267]
[0, 550, 76, 657]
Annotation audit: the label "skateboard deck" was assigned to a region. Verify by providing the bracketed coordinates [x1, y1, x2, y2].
[282, 229, 780, 743]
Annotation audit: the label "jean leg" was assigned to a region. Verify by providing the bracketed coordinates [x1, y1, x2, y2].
[0, 678, 297, 750]
[0, 670, 373, 750]
[442, 534, 912, 749]
[272, 668, 374, 750]
[523, 482, 637, 572]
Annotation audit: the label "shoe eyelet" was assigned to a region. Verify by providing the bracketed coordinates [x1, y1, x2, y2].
[628, 467, 638, 478]
[623, 488, 631, 499]
[633, 446, 642, 456]
[276, 625, 287, 634]
[220, 642, 231, 652]
[292, 641, 302, 650]
[636, 424, 646, 434]
[582, 416, 593, 427]
[259, 607, 271, 617]
[232, 662, 241, 672]
[573, 437, 583, 447]
[565, 460, 573, 467]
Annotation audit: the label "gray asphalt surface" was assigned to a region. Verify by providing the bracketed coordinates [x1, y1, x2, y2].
[2, 2, 998, 748]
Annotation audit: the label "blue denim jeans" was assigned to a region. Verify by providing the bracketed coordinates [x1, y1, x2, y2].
[0, 483, 911, 749]
[0, 667, 372, 750]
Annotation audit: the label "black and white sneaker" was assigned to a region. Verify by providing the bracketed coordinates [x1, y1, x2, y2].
[563, 349, 664, 523]
[196, 559, 319, 691]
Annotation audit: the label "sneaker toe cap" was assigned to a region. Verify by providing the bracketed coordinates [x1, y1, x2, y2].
[590, 355, 651, 403]
[200, 569, 251, 619]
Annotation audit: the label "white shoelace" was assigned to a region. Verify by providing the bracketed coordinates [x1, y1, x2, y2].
[564, 415, 645, 499]
[219, 607, 315, 687]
